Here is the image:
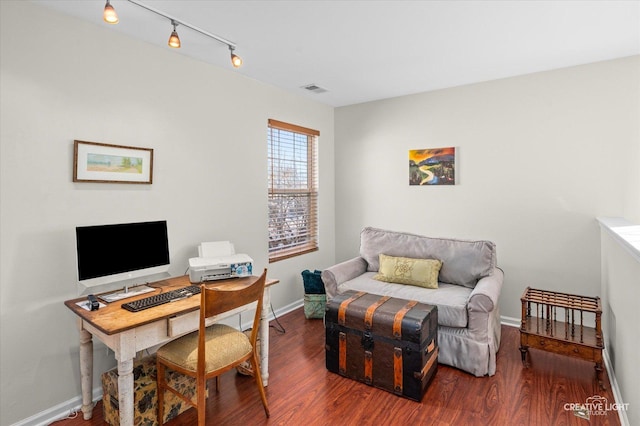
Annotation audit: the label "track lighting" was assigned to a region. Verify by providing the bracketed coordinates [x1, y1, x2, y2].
[105, 1, 243, 68]
[230, 46, 243, 68]
[103, 0, 119, 24]
[168, 21, 181, 48]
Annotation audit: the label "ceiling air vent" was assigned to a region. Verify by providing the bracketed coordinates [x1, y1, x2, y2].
[301, 84, 328, 94]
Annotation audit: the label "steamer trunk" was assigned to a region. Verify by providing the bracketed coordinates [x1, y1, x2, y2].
[325, 291, 438, 401]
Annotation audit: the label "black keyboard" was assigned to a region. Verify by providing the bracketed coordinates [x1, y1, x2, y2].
[121, 285, 202, 312]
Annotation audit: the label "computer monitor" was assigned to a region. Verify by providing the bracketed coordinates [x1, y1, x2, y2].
[75, 220, 170, 291]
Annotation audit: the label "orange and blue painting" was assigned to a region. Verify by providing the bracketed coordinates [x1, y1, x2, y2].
[409, 147, 455, 185]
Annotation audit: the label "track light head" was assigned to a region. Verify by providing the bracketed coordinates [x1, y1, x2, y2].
[168, 21, 181, 48]
[103, 0, 119, 24]
[229, 46, 243, 68]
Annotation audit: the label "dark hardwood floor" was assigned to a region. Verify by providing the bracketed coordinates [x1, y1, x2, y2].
[54, 307, 621, 426]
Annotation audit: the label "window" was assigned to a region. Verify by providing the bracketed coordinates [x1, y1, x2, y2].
[268, 119, 319, 262]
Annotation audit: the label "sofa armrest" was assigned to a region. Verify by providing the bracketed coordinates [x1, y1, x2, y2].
[468, 267, 504, 314]
[321, 257, 368, 300]
[466, 267, 503, 361]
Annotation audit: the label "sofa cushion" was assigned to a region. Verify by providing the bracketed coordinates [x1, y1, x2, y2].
[338, 272, 470, 328]
[360, 227, 496, 288]
[373, 254, 441, 288]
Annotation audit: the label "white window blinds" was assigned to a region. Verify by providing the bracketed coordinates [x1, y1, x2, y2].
[268, 119, 319, 262]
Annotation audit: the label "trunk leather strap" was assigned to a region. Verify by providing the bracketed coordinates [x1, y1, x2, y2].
[362, 295, 390, 384]
[338, 291, 366, 325]
[393, 300, 418, 339]
[414, 346, 439, 380]
[339, 332, 347, 374]
[393, 346, 403, 394]
[364, 351, 373, 384]
[364, 296, 391, 330]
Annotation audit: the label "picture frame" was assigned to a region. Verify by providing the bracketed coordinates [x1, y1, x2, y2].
[73, 140, 154, 184]
[409, 147, 456, 185]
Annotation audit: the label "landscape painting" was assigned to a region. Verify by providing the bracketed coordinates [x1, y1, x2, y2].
[409, 147, 455, 185]
[73, 140, 154, 184]
[87, 153, 143, 174]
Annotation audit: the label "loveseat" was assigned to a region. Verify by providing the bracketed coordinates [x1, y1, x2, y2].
[321, 227, 503, 377]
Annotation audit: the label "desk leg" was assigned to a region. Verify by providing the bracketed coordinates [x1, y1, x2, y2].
[260, 287, 270, 386]
[116, 358, 134, 426]
[79, 327, 93, 420]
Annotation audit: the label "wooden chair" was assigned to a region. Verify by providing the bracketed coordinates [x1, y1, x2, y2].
[156, 269, 270, 425]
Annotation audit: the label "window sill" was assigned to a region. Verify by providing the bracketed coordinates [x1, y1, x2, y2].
[269, 246, 318, 263]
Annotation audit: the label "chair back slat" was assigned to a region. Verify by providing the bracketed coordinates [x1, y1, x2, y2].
[202, 273, 266, 318]
[197, 269, 268, 374]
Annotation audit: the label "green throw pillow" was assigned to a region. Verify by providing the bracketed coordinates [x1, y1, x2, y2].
[373, 254, 442, 289]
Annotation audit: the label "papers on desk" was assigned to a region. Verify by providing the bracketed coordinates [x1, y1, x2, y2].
[198, 241, 236, 257]
[76, 300, 107, 311]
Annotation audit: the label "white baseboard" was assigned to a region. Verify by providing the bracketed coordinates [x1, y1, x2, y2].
[10, 387, 102, 426]
[267, 299, 305, 323]
[500, 315, 521, 328]
[603, 349, 630, 426]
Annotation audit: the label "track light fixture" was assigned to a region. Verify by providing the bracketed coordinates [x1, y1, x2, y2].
[229, 46, 243, 68]
[103, 0, 243, 68]
[168, 21, 181, 48]
[103, 0, 119, 24]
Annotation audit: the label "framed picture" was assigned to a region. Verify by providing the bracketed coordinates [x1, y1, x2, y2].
[409, 147, 456, 185]
[73, 140, 154, 184]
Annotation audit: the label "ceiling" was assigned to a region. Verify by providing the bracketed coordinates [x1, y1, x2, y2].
[32, 0, 640, 107]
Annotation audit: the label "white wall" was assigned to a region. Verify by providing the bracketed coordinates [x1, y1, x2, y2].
[0, 2, 335, 424]
[334, 56, 640, 322]
[599, 219, 640, 425]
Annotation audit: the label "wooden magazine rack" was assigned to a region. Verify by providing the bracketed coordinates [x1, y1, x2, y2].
[519, 287, 605, 389]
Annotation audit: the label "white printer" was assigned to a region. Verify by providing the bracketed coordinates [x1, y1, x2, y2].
[188, 241, 253, 283]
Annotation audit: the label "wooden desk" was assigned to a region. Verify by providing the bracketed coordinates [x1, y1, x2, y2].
[65, 275, 278, 426]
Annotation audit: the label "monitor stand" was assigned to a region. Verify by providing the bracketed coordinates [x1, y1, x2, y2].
[77, 271, 171, 297]
[99, 285, 156, 303]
